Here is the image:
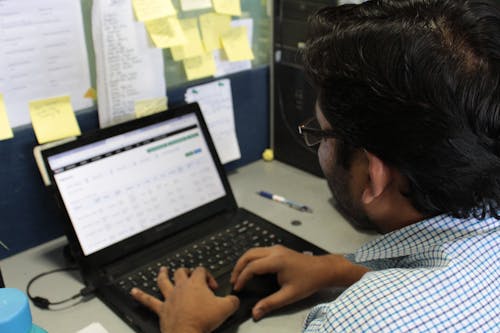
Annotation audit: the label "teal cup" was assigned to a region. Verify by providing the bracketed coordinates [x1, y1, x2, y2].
[0, 288, 48, 333]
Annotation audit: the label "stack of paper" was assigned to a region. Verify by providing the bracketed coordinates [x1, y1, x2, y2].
[185, 79, 241, 164]
[92, 0, 167, 128]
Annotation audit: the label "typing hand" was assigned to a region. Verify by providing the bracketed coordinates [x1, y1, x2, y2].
[131, 267, 240, 333]
[230, 245, 361, 321]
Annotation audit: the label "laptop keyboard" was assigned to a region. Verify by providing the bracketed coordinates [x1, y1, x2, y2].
[115, 220, 283, 298]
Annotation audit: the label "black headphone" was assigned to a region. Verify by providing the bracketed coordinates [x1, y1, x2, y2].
[26, 267, 95, 310]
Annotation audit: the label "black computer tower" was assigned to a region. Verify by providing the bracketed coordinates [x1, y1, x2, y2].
[271, 0, 337, 177]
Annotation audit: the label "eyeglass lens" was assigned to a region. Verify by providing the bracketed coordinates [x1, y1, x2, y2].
[302, 118, 322, 146]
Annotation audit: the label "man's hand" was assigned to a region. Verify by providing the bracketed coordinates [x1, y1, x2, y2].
[230, 245, 369, 320]
[131, 267, 240, 333]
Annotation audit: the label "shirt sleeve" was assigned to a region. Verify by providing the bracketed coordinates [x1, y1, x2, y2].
[302, 268, 444, 332]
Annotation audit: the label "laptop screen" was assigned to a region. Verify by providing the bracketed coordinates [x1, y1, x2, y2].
[47, 113, 226, 256]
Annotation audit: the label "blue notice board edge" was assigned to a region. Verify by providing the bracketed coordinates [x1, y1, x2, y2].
[0, 67, 269, 259]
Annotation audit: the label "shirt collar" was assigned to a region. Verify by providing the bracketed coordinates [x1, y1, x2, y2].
[354, 214, 500, 262]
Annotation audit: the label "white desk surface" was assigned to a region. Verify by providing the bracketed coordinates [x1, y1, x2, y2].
[1, 160, 378, 333]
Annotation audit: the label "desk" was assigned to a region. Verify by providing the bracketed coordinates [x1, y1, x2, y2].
[1, 160, 378, 333]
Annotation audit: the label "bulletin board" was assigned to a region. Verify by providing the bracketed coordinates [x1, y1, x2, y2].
[80, 0, 271, 97]
[0, 0, 271, 259]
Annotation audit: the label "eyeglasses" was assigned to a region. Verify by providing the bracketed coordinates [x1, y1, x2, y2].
[298, 117, 336, 146]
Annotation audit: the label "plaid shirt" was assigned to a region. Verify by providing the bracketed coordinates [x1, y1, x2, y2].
[304, 214, 500, 332]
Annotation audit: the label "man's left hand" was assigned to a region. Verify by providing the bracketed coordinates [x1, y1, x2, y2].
[131, 267, 240, 333]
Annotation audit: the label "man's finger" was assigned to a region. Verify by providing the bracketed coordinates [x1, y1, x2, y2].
[173, 267, 190, 283]
[233, 257, 280, 291]
[157, 266, 174, 296]
[130, 288, 162, 315]
[231, 247, 270, 283]
[206, 269, 219, 290]
[218, 295, 240, 318]
[188, 267, 216, 289]
[251, 286, 296, 321]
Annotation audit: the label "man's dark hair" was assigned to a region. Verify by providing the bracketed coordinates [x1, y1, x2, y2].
[304, 0, 500, 219]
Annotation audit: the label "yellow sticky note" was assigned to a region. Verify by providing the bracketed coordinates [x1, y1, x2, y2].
[183, 53, 216, 80]
[199, 13, 231, 51]
[29, 96, 81, 144]
[213, 0, 241, 16]
[145, 17, 187, 48]
[135, 97, 168, 118]
[0, 94, 14, 141]
[132, 0, 177, 21]
[84, 88, 97, 100]
[171, 19, 205, 61]
[221, 26, 254, 61]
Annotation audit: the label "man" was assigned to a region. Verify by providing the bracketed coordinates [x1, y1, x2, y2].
[131, 0, 500, 332]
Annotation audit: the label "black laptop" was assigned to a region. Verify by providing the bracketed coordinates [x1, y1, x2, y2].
[42, 103, 327, 333]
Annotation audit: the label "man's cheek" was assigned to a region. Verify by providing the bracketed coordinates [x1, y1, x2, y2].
[318, 141, 335, 177]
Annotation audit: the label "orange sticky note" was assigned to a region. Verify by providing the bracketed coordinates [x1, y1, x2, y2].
[84, 88, 97, 100]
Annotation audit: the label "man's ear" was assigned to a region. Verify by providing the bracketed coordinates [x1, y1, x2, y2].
[361, 151, 392, 205]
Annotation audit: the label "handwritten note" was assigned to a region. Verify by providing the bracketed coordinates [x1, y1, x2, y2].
[92, 0, 167, 127]
[180, 0, 212, 11]
[213, 0, 242, 16]
[145, 16, 187, 48]
[185, 79, 240, 164]
[135, 96, 168, 118]
[199, 13, 231, 51]
[183, 53, 217, 80]
[221, 26, 254, 61]
[29, 96, 81, 144]
[0, 94, 13, 140]
[0, 0, 92, 128]
[171, 19, 205, 61]
[132, 0, 176, 21]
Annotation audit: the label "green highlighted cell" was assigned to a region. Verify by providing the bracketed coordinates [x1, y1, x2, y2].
[147, 132, 199, 153]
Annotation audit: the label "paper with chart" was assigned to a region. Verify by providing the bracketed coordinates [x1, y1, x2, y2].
[185, 79, 240, 164]
[92, 0, 166, 128]
[0, 0, 92, 128]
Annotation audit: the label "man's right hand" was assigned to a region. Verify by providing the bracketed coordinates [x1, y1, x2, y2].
[230, 245, 369, 321]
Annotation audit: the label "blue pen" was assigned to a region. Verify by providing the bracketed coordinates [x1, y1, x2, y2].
[257, 191, 313, 213]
